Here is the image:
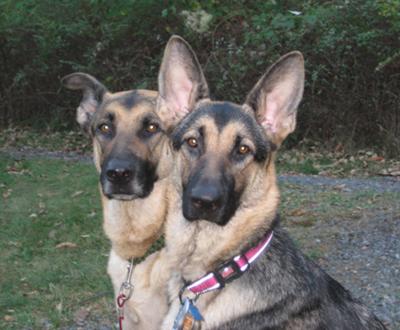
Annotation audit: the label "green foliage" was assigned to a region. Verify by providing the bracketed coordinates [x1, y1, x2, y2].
[0, 0, 399, 155]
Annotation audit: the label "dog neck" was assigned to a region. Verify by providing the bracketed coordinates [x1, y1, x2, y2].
[165, 164, 280, 280]
[101, 177, 168, 260]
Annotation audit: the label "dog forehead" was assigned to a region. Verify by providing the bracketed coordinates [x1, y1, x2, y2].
[197, 101, 247, 129]
[101, 90, 157, 115]
[172, 100, 270, 161]
[193, 101, 266, 138]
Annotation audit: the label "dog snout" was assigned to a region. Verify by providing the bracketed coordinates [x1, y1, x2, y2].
[105, 159, 134, 184]
[106, 167, 133, 183]
[183, 177, 226, 221]
[190, 184, 222, 212]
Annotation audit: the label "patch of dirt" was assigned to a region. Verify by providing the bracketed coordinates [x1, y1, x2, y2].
[0, 147, 92, 163]
[285, 211, 399, 329]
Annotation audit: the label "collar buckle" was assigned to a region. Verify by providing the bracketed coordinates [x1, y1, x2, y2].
[214, 255, 249, 287]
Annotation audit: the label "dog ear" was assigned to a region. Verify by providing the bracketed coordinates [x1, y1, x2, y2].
[61, 73, 108, 133]
[244, 52, 304, 147]
[157, 35, 209, 129]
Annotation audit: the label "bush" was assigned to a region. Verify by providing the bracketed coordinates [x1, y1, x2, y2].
[0, 1, 399, 155]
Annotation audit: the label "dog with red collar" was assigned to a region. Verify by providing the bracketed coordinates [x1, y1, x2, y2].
[156, 36, 386, 330]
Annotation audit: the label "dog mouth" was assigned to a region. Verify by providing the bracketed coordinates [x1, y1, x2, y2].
[100, 156, 157, 201]
[102, 181, 153, 201]
[105, 193, 140, 201]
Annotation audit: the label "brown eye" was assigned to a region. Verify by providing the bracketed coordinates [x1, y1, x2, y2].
[146, 123, 159, 133]
[238, 145, 250, 155]
[99, 123, 111, 134]
[187, 137, 198, 148]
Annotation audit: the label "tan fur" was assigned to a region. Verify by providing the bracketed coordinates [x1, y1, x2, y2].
[108, 248, 172, 329]
[161, 137, 280, 329]
[62, 70, 177, 329]
[152, 39, 304, 330]
[90, 90, 170, 259]
[92, 92, 172, 330]
[101, 177, 167, 260]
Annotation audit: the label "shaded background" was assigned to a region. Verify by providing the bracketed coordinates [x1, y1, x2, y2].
[1, 2, 399, 329]
[0, 0, 399, 155]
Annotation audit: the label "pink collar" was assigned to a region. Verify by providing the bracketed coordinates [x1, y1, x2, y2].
[180, 230, 274, 301]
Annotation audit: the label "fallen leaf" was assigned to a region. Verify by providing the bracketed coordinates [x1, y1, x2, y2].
[4, 315, 14, 322]
[378, 168, 400, 176]
[71, 190, 84, 198]
[334, 184, 346, 191]
[87, 211, 97, 218]
[291, 218, 315, 227]
[2, 189, 12, 199]
[334, 143, 344, 153]
[368, 156, 384, 162]
[55, 242, 77, 249]
[289, 208, 307, 217]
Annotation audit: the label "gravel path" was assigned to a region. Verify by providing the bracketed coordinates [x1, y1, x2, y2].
[279, 174, 400, 193]
[2, 148, 399, 329]
[285, 210, 399, 329]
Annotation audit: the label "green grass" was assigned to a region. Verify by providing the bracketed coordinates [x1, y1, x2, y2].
[0, 156, 113, 329]
[0, 151, 399, 328]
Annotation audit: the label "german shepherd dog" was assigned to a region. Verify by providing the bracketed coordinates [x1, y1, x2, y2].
[156, 36, 386, 329]
[61, 73, 189, 329]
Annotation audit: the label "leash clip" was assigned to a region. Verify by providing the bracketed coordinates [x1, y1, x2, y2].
[179, 285, 199, 305]
[118, 259, 135, 300]
[117, 259, 135, 330]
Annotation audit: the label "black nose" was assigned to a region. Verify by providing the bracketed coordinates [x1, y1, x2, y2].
[106, 167, 133, 183]
[190, 184, 222, 212]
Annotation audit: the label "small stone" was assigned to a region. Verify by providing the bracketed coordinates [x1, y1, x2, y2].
[4, 315, 14, 322]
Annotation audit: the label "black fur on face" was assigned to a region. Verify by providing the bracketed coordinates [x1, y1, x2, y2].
[182, 158, 242, 226]
[100, 151, 157, 200]
[173, 102, 273, 225]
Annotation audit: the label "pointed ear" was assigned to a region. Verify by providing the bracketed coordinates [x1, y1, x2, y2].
[244, 52, 305, 147]
[157, 35, 209, 129]
[61, 73, 108, 133]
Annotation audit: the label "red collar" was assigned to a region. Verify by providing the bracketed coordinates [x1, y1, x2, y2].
[180, 230, 274, 301]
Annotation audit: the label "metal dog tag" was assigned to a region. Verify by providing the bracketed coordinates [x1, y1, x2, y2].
[173, 298, 203, 330]
[172, 298, 190, 330]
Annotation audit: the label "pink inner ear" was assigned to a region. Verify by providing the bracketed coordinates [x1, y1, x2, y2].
[169, 67, 193, 117]
[260, 95, 279, 134]
[77, 97, 97, 126]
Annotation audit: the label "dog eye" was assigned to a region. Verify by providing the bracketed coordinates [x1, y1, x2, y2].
[145, 123, 159, 134]
[98, 123, 111, 134]
[186, 137, 198, 148]
[238, 145, 250, 155]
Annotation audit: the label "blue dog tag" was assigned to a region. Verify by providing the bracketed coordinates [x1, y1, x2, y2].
[172, 298, 204, 330]
[188, 301, 203, 321]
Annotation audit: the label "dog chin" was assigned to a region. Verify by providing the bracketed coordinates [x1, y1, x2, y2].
[183, 210, 230, 226]
[105, 193, 139, 201]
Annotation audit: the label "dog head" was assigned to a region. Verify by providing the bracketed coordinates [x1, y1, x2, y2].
[62, 74, 178, 200]
[158, 36, 304, 225]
